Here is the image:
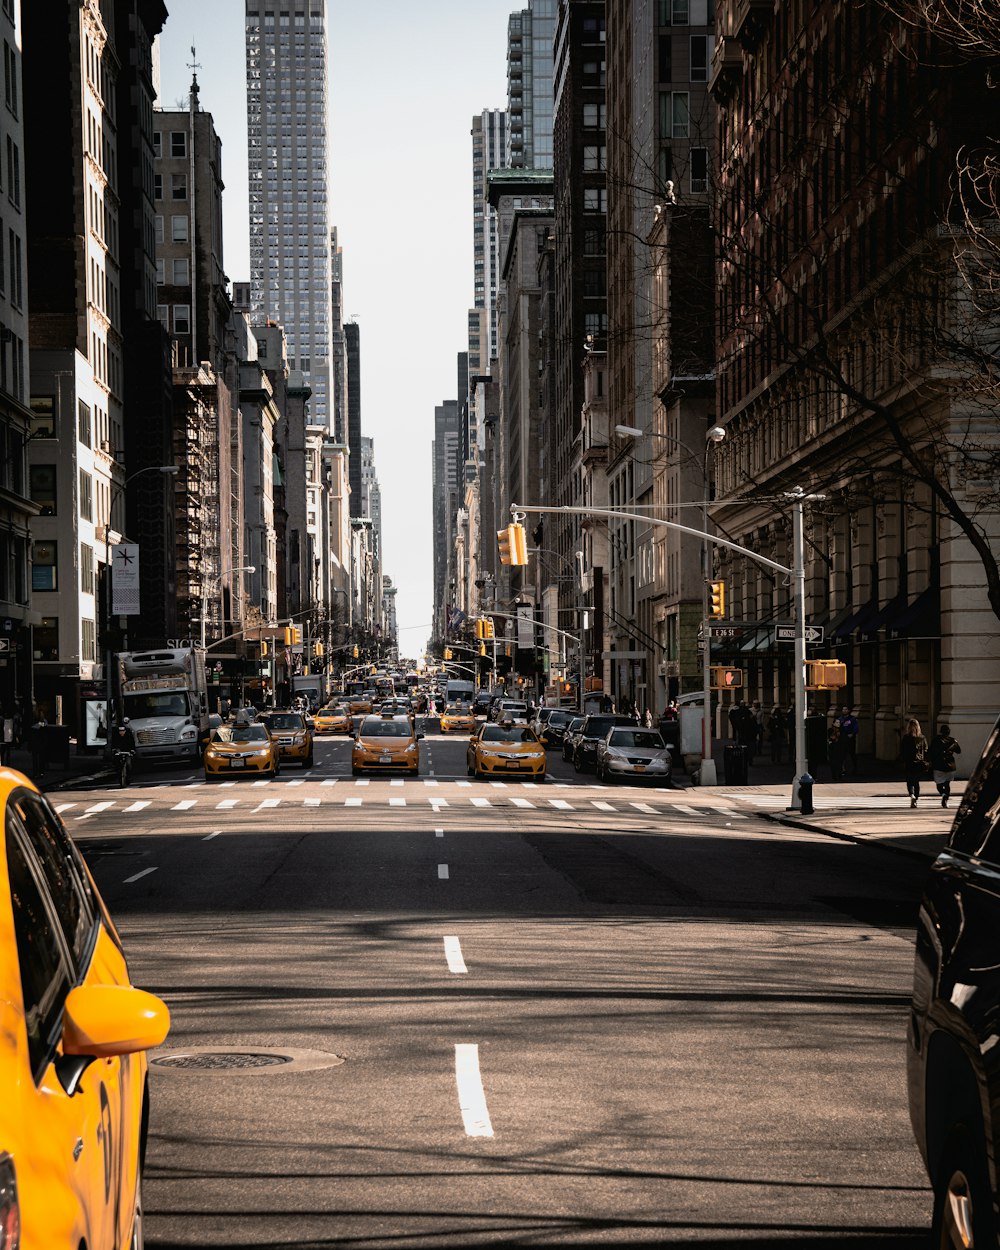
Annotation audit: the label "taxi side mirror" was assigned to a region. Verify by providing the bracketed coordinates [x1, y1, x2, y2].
[58, 984, 170, 1095]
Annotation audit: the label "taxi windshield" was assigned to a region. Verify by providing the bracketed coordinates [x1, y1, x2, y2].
[446, 704, 471, 714]
[265, 714, 303, 730]
[360, 718, 412, 737]
[215, 725, 269, 744]
[482, 725, 537, 743]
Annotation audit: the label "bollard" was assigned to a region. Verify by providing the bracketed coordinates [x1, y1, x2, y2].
[798, 772, 814, 816]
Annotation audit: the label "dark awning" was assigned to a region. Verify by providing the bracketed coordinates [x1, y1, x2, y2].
[891, 586, 941, 640]
[831, 599, 877, 640]
[860, 591, 909, 639]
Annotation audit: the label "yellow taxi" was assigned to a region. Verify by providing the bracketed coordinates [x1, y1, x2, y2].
[352, 712, 422, 776]
[260, 710, 314, 768]
[347, 696, 372, 717]
[440, 702, 475, 734]
[314, 703, 353, 735]
[0, 769, 170, 1249]
[467, 720, 547, 780]
[203, 721, 280, 779]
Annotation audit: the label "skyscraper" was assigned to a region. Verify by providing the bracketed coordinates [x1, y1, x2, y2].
[507, 1, 556, 170]
[245, 1, 331, 427]
[470, 109, 507, 369]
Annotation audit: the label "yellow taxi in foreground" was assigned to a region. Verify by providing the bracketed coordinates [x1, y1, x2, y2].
[440, 702, 475, 734]
[468, 721, 547, 780]
[313, 703, 353, 735]
[260, 710, 314, 768]
[0, 769, 170, 1249]
[203, 722, 280, 779]
[352, 712, 421, 776]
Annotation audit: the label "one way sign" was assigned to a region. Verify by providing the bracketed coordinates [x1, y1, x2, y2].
[774, 624, 824, 644]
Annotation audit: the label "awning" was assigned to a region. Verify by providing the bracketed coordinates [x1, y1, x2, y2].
[831, 598, 877, 640]
[860, 591, 909, 639]
[891, 586, 941, 640]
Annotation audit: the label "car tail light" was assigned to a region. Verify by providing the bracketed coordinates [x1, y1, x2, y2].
[0, 1153, 19, 1249]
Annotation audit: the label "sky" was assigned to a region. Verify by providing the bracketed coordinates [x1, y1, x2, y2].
[158, 1, 515, 660]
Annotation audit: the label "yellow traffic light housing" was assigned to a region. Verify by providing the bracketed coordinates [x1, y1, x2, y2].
[484, 618, 495, 639]
[261, 640, 269, 658]
[475, 619, 484, 640]
[709, 666, 743, 690]
[444, 647, 453, 660]
[497, 527, 512, 565]
[352, 645, 359, 659]
[479, 642, 486, 656]
[709, 580, 726, 619]
[497, 523, 529, 566]
[806, 660, 848, 689]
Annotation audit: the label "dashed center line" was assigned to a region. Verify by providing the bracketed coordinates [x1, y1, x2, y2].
[438, 863, 450, 879]
[455, 1044, 493, 1138]
[124, 866, 158, 884]
[443, 935, 467, 974]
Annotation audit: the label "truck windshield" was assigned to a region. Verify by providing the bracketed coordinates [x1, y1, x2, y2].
[123, 691, 190, 718]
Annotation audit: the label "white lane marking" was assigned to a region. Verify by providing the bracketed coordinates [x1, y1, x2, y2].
[435, 828, 444, 838]
[203, 831, 220, 841]
[631, 802, 657, 815]
[548, 799, 573, 810]
[424, 778, 439, 786]
[252, 780, 269, 787]
[592, 800, 615, 812]
[390, 778, 403, 786]
[219, 781, 236, 788]
[456, 780, 472, 788]
[672, 803, 700, 815]
[55, 802, 77, 814]
[510, 797, 534, 809]
[216, 799, 238, 810]
[124, 800, 151, 813]
[304, 797, 321, 806]
[253, 798, 281, 812]
[355, 778, 370, 786]
[438, 863, 450, 879]
[345, 797, 363, 807]
[286, 778, 304, 786]
[172, 800, 197, 811]
[321, 778, 339, 786]
[124, 866, 158, 884]
[444, 936, 468, 974]
[455, 1044, 494, 1138]
[489, 781, 507, 789]
[470, 797, 491, 808]
[711, 805, 746, 819]
[389, 797, 406, 807]
[84, 801, 115, 815]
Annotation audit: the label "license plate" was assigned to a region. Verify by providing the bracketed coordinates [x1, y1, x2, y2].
[380, 755, 392, 764]
[505, 760, 522, 769]
[230, 758, 245, 768]
[634, 765, 646, 772]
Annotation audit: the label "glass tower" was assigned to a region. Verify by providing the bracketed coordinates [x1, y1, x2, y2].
[506, 0, 555, 170]
[245, 0, 331, 427]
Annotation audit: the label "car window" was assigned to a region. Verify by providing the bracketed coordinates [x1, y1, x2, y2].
[609, 730, 664, 749]
[482, 725, 537, 743]
[568, 718, 584, 732]
[266, 714, 303, 730]
[950, 718, 1000, 861]
[7, 815, 73, 1082]
[10, 791, 96, 972]
[232, 725, 269, 743]
[360, 718, 412, 737]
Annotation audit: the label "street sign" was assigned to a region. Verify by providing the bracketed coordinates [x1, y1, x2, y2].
[706, 627, 743, 639]
[774, 624, 824, 644]
[0, 639, 10, 653]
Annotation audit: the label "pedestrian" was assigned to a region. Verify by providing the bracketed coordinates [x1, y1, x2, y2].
[838, 705, 860, 775]
[928, 722, 962, 808]
[767, 705, 786, 763]
[30, 707, 48, 776]
[728, 699, 744, 742]
[752, 701, 765, 755]
[827, 719, 846, 782]
[0, 707, 13, 767]
[900, 717, 929, 808]
[735, 702, 757, 760]
[644, 707, 653, 728]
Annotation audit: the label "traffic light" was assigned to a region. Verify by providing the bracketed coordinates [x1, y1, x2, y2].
[479, 642, 486, 656]
[261, 640, 269, 658]
[710, 666, 743, 689]
[314, 640, 324, 657]
[444, 647, 453, 660]
[283, 627, 291, 645]
[352, 645, 359, 659]
[483, 618, 494, 639]
[709, 580, 726, 619]
[806, 660, 848, 689]
[497, 523, 529, 566]
[283, 625, 303, 646]
[475, 619, 484, 639]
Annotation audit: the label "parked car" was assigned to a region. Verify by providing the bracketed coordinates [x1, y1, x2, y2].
[573, 714, 639, 773]
[494, 699, 529, 724]
[595, 726, 673, 785]
[530, 707, 557, 737]
[562, 716, 586, 762]
[908, 713, 1000, 1245]
[538, 709, 575, 749]
[0, 772, 170, 1246]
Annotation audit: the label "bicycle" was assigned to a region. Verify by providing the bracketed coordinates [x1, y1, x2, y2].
[112, 749, 134, 788]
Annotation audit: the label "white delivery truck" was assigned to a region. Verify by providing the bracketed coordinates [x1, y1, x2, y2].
[118, 646, 209, 764]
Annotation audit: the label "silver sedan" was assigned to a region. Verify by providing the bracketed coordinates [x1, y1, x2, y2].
[595, 727, 673, 785]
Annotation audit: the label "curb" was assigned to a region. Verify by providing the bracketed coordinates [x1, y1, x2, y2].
[763, 809, 943, 862]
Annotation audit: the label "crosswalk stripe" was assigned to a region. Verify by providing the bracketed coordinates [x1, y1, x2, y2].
[489, 781, 507, 788]
[172, 800, 197, 811]
[591, 800, 615, 812]
[672, 803, 700, 815]
[510, 797, 534, 808]
[548, 799, 573, 810]
[216, 799, 238, 809]
[355, 778, 369, 786]
[711, 805, 746, 819]
[124, 800, 151, 813]
[630, 802, 657, 814]
[55, 802, 76, 814]
[470, 797, 491, 808]
[85, 801, 114, 815]
[456, 780, 472, 787]
[286, 779, 304, 786]
[253, 798, 281, 812]
[321, 778, 338, 786]
[304, 797, 320, 806]
[429, 798, 449, 808]
[424, 778, 439, 786]
[389, 797, 406, 806]
[345, 797, 362, 807]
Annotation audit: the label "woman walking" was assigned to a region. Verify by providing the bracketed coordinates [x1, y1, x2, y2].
[900, 718, 929, 807]
[928, 723, 962, 808]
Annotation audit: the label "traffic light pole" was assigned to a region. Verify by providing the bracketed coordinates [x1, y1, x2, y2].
[511, 497, 823, 809]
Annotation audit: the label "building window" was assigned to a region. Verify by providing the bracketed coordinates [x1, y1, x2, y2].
[153, 172, 162, 199]
[31, 541, 57, 592]
[33, 616, 58, 661]
[583, 188, 607, 212]
[690, 146, 708, 193]
[154, 214, 163, 243]
[29, 395, 55, 439]
[169, 131, 186, 157]
[80, 543, 94, 596]
[153, 131, 161, 157]
[173, 304, 191, 334]
[156, 304, 169, 329]
[78, 400, 91, 447]
[29, 465, 56, 515]
[5, 135, 18, 207]
[82, 618, 96, 662]
[690, 35, 710, 81]
[79, 470, 93, 522]
[3, 40, 16, 115]
[660, 91, 690, 139]
[583, 145, 606, 171]
[170, 215, 188, 242]
[171, 257, 189, 284]
[170, 172, 187, 199]
[155, 257, 165, 285]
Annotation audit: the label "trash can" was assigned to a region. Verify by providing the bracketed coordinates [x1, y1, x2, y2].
[805, 715, 828, 775]
[723, 743, 750, 785]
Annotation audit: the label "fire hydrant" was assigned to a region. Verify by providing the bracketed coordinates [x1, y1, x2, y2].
[798, 772, 815, 816]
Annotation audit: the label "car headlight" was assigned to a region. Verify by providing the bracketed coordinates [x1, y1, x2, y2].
[254, 747, 272, 757]
[523, 751, 544, 760]
[180, 726, 197, 741]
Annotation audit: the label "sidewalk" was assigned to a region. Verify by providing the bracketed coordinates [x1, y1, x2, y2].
[7, 742, 112, 792]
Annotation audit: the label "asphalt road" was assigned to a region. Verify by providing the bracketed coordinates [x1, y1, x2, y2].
[61, 727, 935, 1248]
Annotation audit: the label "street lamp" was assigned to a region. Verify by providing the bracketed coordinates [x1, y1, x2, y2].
[200, 565, 255, 650]
[104, 464, 179, 734]
[615, 422, 726, 784]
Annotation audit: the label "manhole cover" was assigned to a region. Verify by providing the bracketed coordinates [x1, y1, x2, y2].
[150, 1045, 345, 1074]
[154, 1051, 290, 1070]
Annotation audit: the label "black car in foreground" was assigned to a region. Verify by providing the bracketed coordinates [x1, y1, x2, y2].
[908, 713, 1000, 1246]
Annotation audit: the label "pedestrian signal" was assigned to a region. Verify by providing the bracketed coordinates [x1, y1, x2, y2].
[709, 580, 726, 619]
[806, 660, 848, 689]
[710, 666, 743, 689]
